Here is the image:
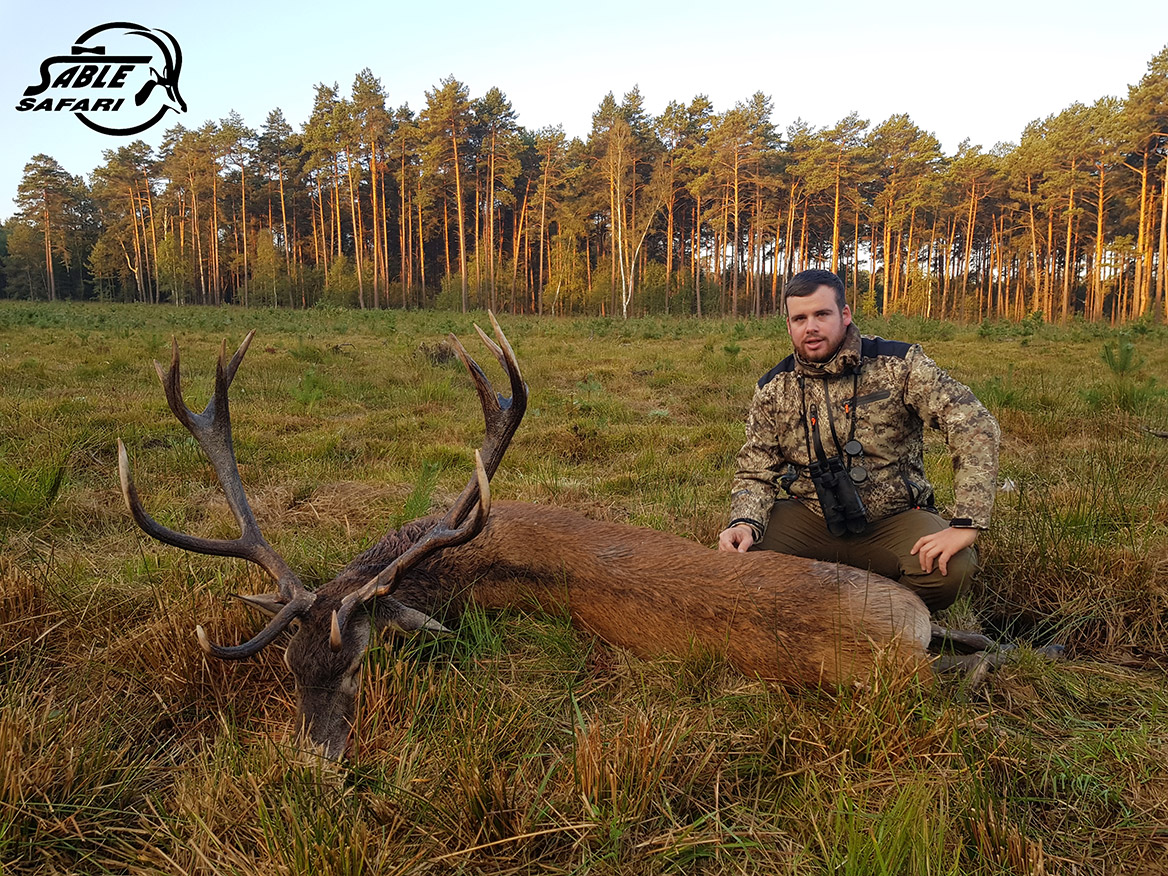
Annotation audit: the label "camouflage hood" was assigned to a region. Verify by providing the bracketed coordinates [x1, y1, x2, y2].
[730, 326, 1000, 536]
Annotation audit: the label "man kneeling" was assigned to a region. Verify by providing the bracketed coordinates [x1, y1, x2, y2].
[717, 269, 1001, 613]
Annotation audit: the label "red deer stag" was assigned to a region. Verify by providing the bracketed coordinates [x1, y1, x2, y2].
[119, 316, 934, 760]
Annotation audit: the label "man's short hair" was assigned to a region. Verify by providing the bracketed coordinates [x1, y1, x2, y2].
[783, 269, 846, 313]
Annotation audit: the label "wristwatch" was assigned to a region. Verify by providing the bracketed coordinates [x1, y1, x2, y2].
[949, 517, 975, 529]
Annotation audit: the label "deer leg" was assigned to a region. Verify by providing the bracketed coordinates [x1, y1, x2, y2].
[929, 624, 1014, 655]
[932, 641, 1066, 693]
[933, 650, 1013, 674]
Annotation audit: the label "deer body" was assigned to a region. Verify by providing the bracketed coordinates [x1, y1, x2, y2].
[119, 320, 932, 760]
[355, 501, 931, 687]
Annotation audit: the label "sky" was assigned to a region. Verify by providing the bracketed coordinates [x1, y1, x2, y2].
[2, 0, 1167, 223]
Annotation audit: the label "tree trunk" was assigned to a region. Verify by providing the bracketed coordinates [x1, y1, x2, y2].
[1158, 156, 1168, 320]
[41, 192, 55, 301]
[487, 128, 497, 310]
[451, 117, 468, 312]
[1062, 163, 1075, 322]
[731, 148, 741, 317]
[370, 139, 381, 309]
[400, 149, 409, 306]
[694, 194, 702, 317]
[1026, 176, 1041, 315]
[418, 200, 426, 293]
[1094, 163, 1107, 321]
[830, 146, 842, 275]
[345, 146, 365, 309]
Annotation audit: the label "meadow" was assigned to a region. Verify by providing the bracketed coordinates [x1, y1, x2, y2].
[1, 301, 1167, 875]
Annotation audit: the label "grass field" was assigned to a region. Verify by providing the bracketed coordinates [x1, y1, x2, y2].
[2, 301, 1167, 875]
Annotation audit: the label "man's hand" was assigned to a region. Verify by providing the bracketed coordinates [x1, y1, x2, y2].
[911, 527, 979, 576]
[718, 524, 755, 553]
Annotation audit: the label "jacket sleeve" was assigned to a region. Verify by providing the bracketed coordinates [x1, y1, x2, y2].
[902, 346, 1001, 529]
[729, 384, 787, 538]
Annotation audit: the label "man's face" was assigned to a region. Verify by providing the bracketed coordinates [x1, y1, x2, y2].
[786, 286, 852, 363]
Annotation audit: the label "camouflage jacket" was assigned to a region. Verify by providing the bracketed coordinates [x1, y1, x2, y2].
[729, 324, 1000, 538]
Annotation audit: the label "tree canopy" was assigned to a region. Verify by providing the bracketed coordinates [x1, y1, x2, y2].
[5, 49, 1168, 323]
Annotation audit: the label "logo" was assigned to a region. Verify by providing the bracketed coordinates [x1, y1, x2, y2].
[17, 22, 187, 136]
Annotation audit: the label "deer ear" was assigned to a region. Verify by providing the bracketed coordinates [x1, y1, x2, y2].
[394, 608, 451, 634]
[236, 592, 288, 617]
[375, 596, 451, 634]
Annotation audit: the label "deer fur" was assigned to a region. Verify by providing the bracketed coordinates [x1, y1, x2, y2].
[359, 501, 930, 684]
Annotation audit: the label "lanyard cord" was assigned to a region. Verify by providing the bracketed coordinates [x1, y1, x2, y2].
[826, 372, 861, 448]
[799, 376, 819, 464]
[820, 378, 844, 454]
[802, 372, 860, 464]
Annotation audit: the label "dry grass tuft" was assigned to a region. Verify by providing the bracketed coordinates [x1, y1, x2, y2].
[0, 554, 51, 662]
[574, 712, 689, 822]
[968, 800, 1048, 876]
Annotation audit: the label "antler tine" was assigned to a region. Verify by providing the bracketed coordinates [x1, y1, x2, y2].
[118, 438, 289, 576]
[331, 451, 491, 648]
[445, 311, 527, 526]
[196, 598, 307, 660]
[146, 331, 301, 592]
[120, 332, 316, 660]
[330, 315, 524, 650]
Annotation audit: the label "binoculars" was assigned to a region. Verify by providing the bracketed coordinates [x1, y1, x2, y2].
[808, 454, 868, 537]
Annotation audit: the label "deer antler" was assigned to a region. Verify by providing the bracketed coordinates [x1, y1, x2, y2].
[330, 311, 527, 647]
[119, 314, 527, 661]
[118, 331, 316, 659]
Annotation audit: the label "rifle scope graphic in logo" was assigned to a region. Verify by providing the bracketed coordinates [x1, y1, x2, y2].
[17, 22, 187, 136]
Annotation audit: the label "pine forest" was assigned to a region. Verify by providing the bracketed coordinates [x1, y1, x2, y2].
[4, 46, 1168, 323]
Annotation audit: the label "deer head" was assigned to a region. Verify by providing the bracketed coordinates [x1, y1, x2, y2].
[118, 315, 526, 758]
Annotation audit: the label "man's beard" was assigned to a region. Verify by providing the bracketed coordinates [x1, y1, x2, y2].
[797, 335, 840, 363]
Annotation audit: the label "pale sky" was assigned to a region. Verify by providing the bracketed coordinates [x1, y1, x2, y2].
[2, 0, 1166, 222]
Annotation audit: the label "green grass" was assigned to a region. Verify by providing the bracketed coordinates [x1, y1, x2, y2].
[1, 300, 1167, 874]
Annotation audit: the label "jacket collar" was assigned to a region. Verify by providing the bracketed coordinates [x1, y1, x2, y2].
[794, 322, 862, 377]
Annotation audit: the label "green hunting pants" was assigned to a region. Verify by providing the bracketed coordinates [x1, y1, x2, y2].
[752, 499, 978, 612]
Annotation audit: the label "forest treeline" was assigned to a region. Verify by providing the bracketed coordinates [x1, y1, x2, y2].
[3, 47, 1168, 321]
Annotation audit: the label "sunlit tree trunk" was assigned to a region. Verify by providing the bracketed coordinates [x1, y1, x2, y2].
[418, 200, 426, 293]
[315, 176, 327, 275]
[830, 144, 843, 275]
[143, 171, 161, 303]
[1026, 176, 1041, 315]
[451, 121, 468, 311]
[443, 198, 451, 279]
[538, 149, 550, 314]
[370, 142, 381, 309]
[189, 171, 206, 304]
[1061, 164, 1075, 322]
[694, 194, 702, 316]
[277, 158, 291, 290]
[332, 155, 342, 259]
[41, 193, 56, 301]
[400, 149, 409, 306]
[851, 202, 860, 308]
[1132, 152, 1149, 316]
[1051, 212, 1060, 322]
[882, 207, 893, 312]
[344, 147, 365, 309]
[731, 148, 741, 317]
[487, 128, 498, 310]
[511, 178, 530, 313]
[1158, 158, 1168, 320]
[210, 170, 221, 303]
[1093, 162, 1107, 321]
